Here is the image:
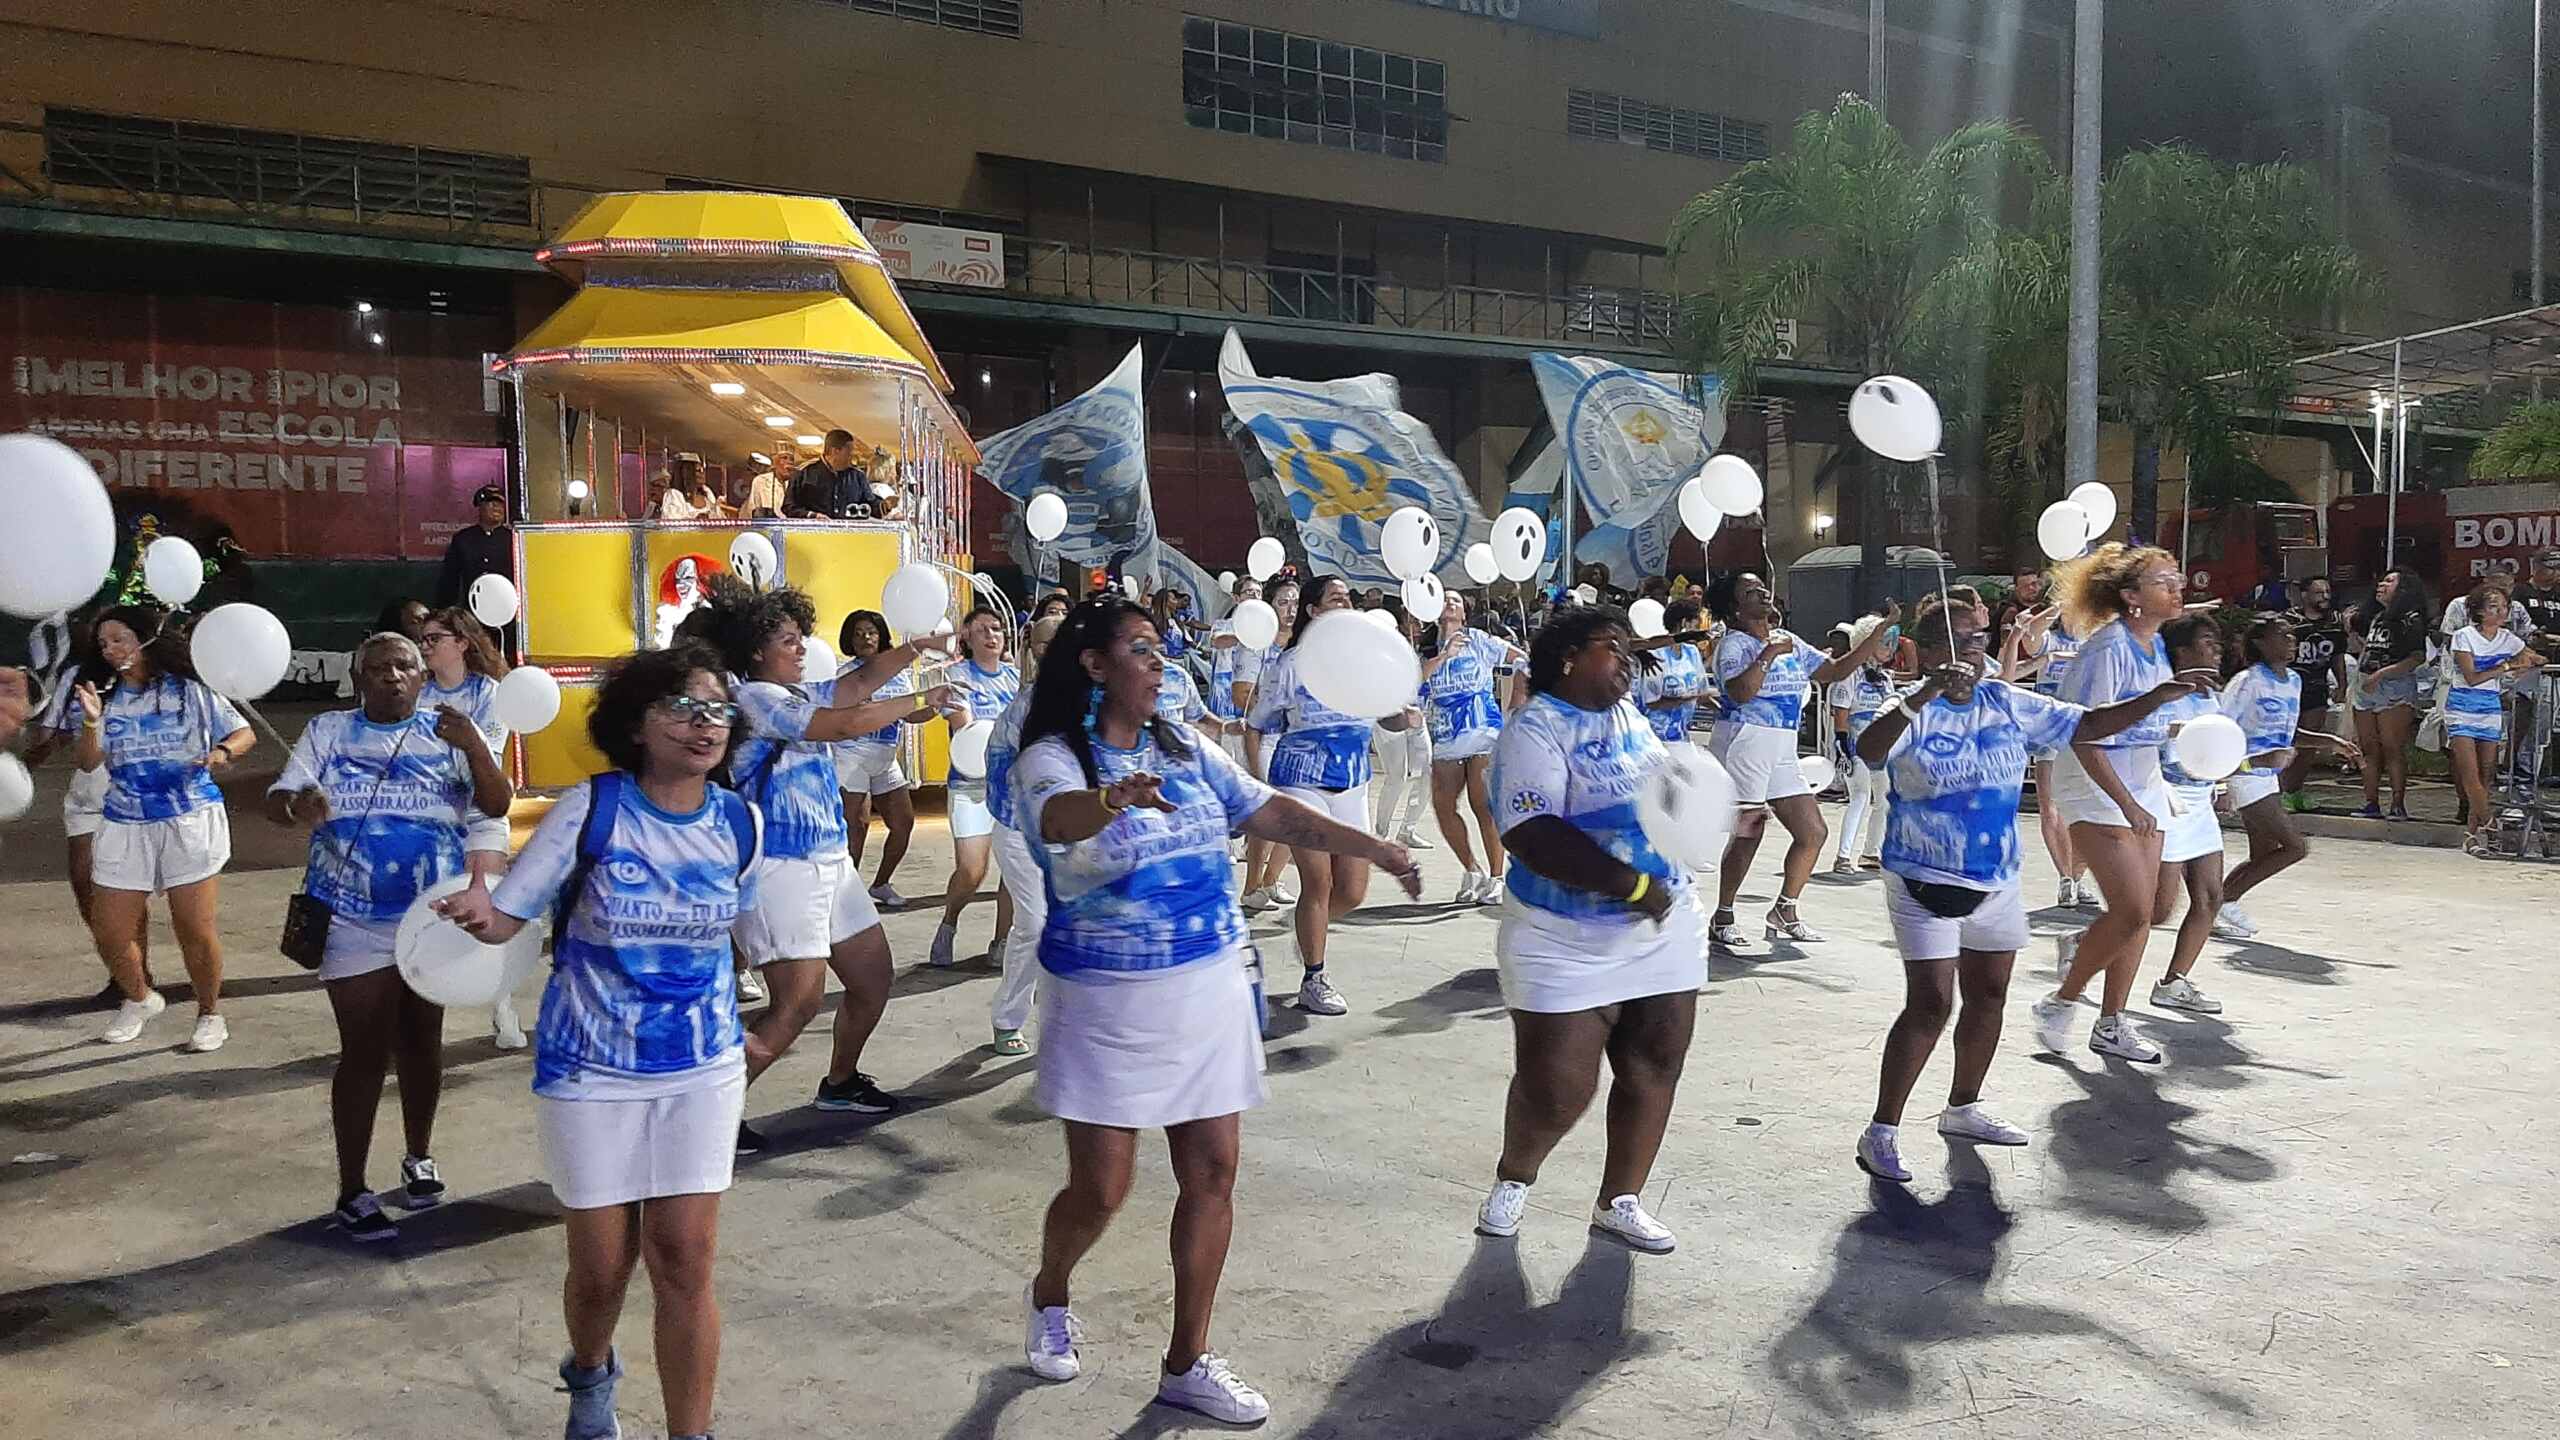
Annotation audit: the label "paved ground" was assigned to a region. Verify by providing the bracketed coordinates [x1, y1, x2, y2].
[2, 782, 2553, 1440]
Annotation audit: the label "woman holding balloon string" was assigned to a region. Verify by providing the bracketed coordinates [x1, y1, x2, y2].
[1237, 575, 1301, 911]
[929, 606, 1024, 970]
[268, 631, 511, 1240]
[1848, 602, 2197, 1184]
[1471, 604, 1700, 1255]
[833, 609, 947, 912]
[73, 604, 257, 1051]
[417, 606, 530, 1046]
[24, 624, 158, 1008]
[1421, 588, 1528, 904]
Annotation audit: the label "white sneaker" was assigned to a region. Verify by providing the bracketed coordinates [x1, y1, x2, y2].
[100, 990, 166, 1044]
[869, 882, 908, 910]
[2211, 902, 2259, 939]
[1475, 1179, 1529, 1238]
[1937, 1103, 2031, 1146]
[734, 966, 767, 1004]
[492, 997, 529, 1050]
[1272, 879, 1298, 905]
[1855, 1124, 1911, 1182]
[929, 924, 957, 968]
[2030, 992, 2080, 1053]
[2090, 1013, 2165, 1063]
[183, 1013, 227, 1054]
[1589, 1194, 1676, 1254]
[1240, 886, 1276, 913]
[1296, 971, 1348, 1016]
[1397, 827, 1435, 851]
[1474, 873, 1505, 906]
[1156, 1353, 1270, 1425]
[1023, 1286, 1082, 1382]
[2073, 881, 2100, 912]
[2056, 878, 2079, 908]
[1457, 870, 1486, 904]
[2150, 975, 2223, 1014]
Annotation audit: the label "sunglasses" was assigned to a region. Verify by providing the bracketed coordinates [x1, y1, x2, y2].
[657, 695, 741, 728]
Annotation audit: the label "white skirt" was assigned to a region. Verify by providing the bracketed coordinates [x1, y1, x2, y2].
[1496, 889, 1707, 1014]
[1708, 722, 1811, 804]
[536, 1063, 747, 1210]
[2158, 784, 2226, 864]
[2049, 746, 2170, 830]
[1034, 945, 1267, 1129]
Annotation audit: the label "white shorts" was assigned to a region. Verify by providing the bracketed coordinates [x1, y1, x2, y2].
[537, 1063, 747, 1210]
[833, 744, 910, 796]
[2226, 772, 2281, 810]
[1034, 946, 1266, 1129]
[1496, 889, 1706, 1013]
[737, 851, 879, 963]
[63, 766, 107, 839]
[2049, 746, 2169, 830]
[91, 807, 231, 894]
[2159, 785, 2226, 865]
[950, 792, 995, 840]
[1280, 782, 1369, 829]
[1883, 873, 2030, 960]
[318, 912, 402, 983]
[1434, 728, 1497, 763]
[1708, 721, 1811, 804]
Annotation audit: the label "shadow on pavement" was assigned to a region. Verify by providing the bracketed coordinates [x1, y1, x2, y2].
[930, 1366, 1048, 1440]
[741, 1049, 1037, 1164]
[2221, 938, 2395, 984]
[0, 1043, 521, 1132]
[2032, 1050, 2279, 1235]
[1375, 967, 1505, 1037]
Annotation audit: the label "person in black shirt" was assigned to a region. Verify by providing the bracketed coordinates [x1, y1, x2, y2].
[2513, 549, 2560, 640]
[2279, 574, 2349, 809]
[2346, 567, 2432, 819]
[435, 485, 512, 610]
[784, 429, 869, 519]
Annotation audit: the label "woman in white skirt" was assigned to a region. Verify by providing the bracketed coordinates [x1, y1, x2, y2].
[269, 633, 510, 1240]
[72, 604, 255, 1051]
[417, 606, 528, 1046]
[1013, 598, 1416, 1423]
[928, 607, 1023, 968]
[1471, 605, 1699, 1256]
[1422, 589, 1528, 903]
[2029, 545, 2218, 1063]
[984, 615, 1063, 1056]
[27, 633, 156, 1005]
[832, 609, 943, 910]
[2145, 618, 2238, 1017]
[438, 642, 761, 1440]
[2212, 615, 2357, 940]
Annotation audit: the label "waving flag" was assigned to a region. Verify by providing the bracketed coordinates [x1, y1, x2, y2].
[1217, 329, 1487, 585]
[977, 343, 1155, 569]
[1530, 354, 1725, 529]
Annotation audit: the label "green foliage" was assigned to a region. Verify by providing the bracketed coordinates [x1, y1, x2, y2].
[2469, 401, 2560, 479]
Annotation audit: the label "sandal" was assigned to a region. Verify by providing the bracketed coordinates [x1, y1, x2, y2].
[991, 1028, 1031, 1057]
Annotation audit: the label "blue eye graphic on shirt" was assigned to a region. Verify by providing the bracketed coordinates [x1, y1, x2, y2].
[608, 859, 649, 887]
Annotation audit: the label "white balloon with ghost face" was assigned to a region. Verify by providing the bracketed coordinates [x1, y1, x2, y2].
[728, 531, 779, 589]
[1380, 506, 1440, 581]
[1848, 374, 1945, 463]
[1492, 508, 1547, 583]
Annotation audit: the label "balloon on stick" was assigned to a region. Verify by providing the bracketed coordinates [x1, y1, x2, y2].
[2173, 713, 2249, 781]
[1676, 478, 1725, 543]
[2036, 500, 2094, 562]
[1463, 542, 1500, 586]
[1636, 742, 1740, 870]
[2067, 481, 2118, 539]
[728, 532, 778, 589]
[1629, 597, 1667, 638]
[1025, 490, 1068, 542]
[0, 434, 116, 619]
[1299, 611, 1422, 718]
[1229, 598, 1279, 649]
[1246, 536, 1287, 582]
[142, 537, 205, 608]
[880, 563, 949, 636]
[948, 719, 995, 778]
[1380, 506, 1441, 581]
[191, 603, 292, 700]
[492, 665, 563, 733]
[1572, 584, 1599, 607]
[468, 574, 521, 629]
[1492, 508, 1547, 583]
[1848, 375, 1945, 462]
[1697, 454, 1765, 516]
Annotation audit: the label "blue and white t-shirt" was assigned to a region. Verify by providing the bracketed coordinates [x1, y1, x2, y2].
[1423, 629, 1510, 745]
[1014, 730, 1273, 976]
[1157, 663, 1211, 726]
[2155, 689, 2222, 790]
[2053, 618, 2173, 749]
[273, 710, 477, 923]
[99, 676, 248, 823]
[1249, 647, 1374, 791]
[1712, 628, 1814, 731]
[1637, 642, 1708, 742]
[2219, 662, 2301, 777]
[1881, 680, 2084, 889]
[985, 683, 1035, 831]
[947, 658, 1021, 803]
[1204, 627, 1260, 721]
[1489, 693, 1686, 924]
[422, 671, 506, 751]
[733, 678, 852, 860]
[835, 663, 914, 755]
[2031, 624, 2081, 698]
[1830, 667, 1899, 748]
[493, 779, 761, 1095]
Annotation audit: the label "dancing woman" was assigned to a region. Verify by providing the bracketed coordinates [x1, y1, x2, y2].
[1826, 615, 1898, 875]
[832, 609, 942, 909]
[984, 615, 1063, 1055]
[2346, 568, 2433, 819]
[1635, 597, 1711, 744]
[269, 632, 510, 1239]
[25, 623, 154, 1005]
[930, 606, 1023, 968]
[2446, 586, 2543, 851]
[2146, 617, 2234, 1017]
[438, 643, 759, 1440]
[2028, 545, 2218, 1063]
[1420, 590, 1527, 904]
[2001, 599, 2090, 907]
[2211, 615, 2358, 939]
[1013, 599, 1415, 1422]
[1471, 605, 1699, 1255]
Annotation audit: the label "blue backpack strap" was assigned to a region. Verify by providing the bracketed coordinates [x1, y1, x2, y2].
[555, 771, 625, 933]
[716, 787, 758, 881]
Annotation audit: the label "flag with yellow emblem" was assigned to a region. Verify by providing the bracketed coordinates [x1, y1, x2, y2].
[1529, 354, 1725, 529]
[1217, 329, 1486, 586]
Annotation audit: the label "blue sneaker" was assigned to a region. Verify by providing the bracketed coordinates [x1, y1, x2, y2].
[559, 1348, 622, 1440]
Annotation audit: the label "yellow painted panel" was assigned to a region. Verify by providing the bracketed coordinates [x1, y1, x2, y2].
[523, 528, 637, 661]
[523, 678, 610, 789]
[781, 529, 903, 650]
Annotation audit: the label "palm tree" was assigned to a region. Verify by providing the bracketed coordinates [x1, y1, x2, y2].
[2470, 400, 2560, 479]
[1668, 94, 2041, 601]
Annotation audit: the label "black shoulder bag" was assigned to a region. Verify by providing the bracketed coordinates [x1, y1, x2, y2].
[280, 726, 414, 969]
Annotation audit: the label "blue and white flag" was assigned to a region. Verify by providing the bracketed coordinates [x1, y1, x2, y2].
[1579, 493, 1685, 586]
[1129, 542, 1231, 623]
[1218, 329, 1487, 586]
[1529, 354, 1725, 530]
[1498, 419, 1567, 585]
[977, 343, 1155, 569]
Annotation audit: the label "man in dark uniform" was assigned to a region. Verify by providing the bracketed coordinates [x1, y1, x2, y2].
[2279, 574, 2349, 811]
[784, 429, 870, 518]
[436, 484, 513, 609]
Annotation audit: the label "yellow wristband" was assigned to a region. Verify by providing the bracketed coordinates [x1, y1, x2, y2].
[1625, 873, 1650, 905]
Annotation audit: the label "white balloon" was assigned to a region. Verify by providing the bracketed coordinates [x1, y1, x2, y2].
[191, 602, 291, 699]
[1025, 490, 1068, 542]
[799, 634, 838, 686]
[1697, 454, 1764, 516]
[1572, 584, 1599, 607]
[2173, 713, 2249, 781]
[492, 665, 563, 734]
[1230, 598, 1280, 650]
[1676, 477, 1725, 543]
[1122, 574, 1144, 601]
[0, 434, 116, 619]
[1848, 374, 1945, 462]
[1797, 753, 1838, 794]
[880, 563, 949, 637]
[1299, 610, 1422, 719]
[1381, 506, 1441, 581]
[1401, 572, 1445, 618]
[397, 875, 547, 1009]
[1492, 508, 1547, 583]
[2068, 481, 2118, 540]
[0, 753, 32, 822]
[142, 536, 205, 608]
[1218, 570, 1237, 593]
[949, 718, 995, 778]
[1636, 742, 1740, 871]
[2037, 500, 2093, 562]
[1364, 607, 1401, 631]
[468, 573, 521, 629]
[1629, 598, 1667, 638]
[1247, 535, 1287, 582]
[1463, 542, 1500, 586]
[727, 531, 778, 589]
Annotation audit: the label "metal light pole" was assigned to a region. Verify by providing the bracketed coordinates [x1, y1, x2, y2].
[1868, 0, 1887, 114]
[2536, 0, 2546, 317]
[2065, 0, 2103, 501]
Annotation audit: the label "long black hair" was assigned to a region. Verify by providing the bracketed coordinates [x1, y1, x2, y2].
[1018, 599, 1193, 786]
[2240, 613, 2292, 669]
[697, 573, 816, 680]
[2376, 567, 2432, 624]
[1528, 603, 1630, 694]
[588, 640, 742, 778]
[840, 608, 890, 655]
[95, 603, 199, 688]
[1286, 574, 1351, 649]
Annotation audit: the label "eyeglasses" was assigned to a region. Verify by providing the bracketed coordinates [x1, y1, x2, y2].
[657, 695, 741, 728]
[420, 630, 458, 647]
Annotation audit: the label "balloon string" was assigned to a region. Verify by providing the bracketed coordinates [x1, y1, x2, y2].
[233, 698, 295, 759]
[1922, 457, 1954, 639]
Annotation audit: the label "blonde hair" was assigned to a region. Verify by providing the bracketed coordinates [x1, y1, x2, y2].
[2053, 542, 2176, 636]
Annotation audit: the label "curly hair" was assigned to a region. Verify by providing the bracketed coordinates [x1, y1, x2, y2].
[1018, 599, 1192, 787]
[696, 573, 816, 679]
[1528, 603, 1631, 694]
[588, 640, 738, 777]
[2162, 613, 2220, 669]
[2052, 541, 2177, 636]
